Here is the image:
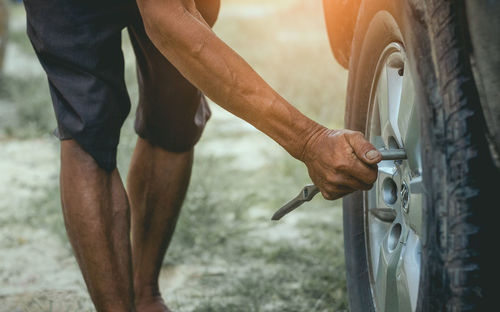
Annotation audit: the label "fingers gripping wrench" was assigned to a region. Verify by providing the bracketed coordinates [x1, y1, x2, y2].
[271, 148, 407, 221]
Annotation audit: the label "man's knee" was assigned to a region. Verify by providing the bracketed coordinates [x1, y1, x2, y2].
[137, 0, 219, 35]
[135, 122, 204, 154]
[134, 107, 210, 154]
[134, 87, 211, 154]
[61, 140, 117, 174]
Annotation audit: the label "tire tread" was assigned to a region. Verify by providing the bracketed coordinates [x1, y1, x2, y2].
[425, 0, 495, 310]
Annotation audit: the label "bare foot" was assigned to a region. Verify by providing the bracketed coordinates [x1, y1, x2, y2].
[135, 297, 171, 312]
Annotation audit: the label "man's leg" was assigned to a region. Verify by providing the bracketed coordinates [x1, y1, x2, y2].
[127, 138, 193, 311]
[126, 3, 219, 310]
[60, 140, 134, 311]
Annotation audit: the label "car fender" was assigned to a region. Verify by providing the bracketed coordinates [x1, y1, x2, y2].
[322, 0, 361, 69]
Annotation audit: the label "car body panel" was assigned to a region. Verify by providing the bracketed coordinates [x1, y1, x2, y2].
[322, 0, 361, 69]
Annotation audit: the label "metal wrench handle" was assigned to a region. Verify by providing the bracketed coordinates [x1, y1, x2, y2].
[271, 185, 319, 220]
[271, 148, 407, 221]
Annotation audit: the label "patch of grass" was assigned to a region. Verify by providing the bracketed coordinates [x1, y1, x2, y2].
[0, 177, 70, 252]
[0, 75, 55, 138]
[159, 152, 348, 311]
[7, 27, 35, 56]
[0, 291, 94, 312]
[0, 4, 55, 138]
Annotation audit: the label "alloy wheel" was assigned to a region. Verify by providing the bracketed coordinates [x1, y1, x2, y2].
[365, 42, 424, 312]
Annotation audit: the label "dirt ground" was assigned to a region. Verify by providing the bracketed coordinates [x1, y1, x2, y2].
[0, 1, 350, 311]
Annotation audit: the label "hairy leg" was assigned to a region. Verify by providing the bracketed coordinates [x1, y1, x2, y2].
[60, 140, 134, 312]
[127, 138, 193, 312]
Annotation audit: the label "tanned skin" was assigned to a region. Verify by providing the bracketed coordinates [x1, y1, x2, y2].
[61, 140, 135, 311]
[60, 1, 382, 311]
[61, 138, 192, 312]
[136, 0, 382, 198]
[128, 139, 193, 312]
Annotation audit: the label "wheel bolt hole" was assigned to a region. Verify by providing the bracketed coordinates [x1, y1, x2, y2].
[388, 223, 402, 251]
[382, 178, 398, 205]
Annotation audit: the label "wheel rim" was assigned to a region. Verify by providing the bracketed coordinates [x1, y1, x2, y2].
[364, 42, 424, 312]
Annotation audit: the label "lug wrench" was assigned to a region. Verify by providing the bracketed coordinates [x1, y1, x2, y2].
[271, 148, 407, 221]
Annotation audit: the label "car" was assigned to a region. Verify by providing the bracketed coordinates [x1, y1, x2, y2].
[0, 0, 7, 73]
[323, 1, 499, 311]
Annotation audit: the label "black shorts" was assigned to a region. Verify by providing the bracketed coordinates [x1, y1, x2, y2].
[24, 0, 220, 171]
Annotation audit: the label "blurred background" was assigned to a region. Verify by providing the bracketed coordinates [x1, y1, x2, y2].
[0, 0, 350, 311]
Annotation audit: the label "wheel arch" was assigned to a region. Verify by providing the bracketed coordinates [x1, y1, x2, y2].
[322, 0, 361, 69]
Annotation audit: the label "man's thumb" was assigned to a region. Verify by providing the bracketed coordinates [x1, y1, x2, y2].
[365, 149, 381, 162]
[347, 133, 382, 164]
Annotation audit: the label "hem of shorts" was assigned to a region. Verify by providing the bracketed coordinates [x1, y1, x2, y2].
[134, 128, 198, 154]
[53, 127, 118, 172]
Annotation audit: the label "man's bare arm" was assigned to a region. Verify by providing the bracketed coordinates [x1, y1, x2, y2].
[136, 0, 382, 198]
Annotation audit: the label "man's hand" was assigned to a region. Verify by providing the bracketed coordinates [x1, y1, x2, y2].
[302, 128, 382, 200]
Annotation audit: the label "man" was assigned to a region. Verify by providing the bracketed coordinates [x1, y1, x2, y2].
[24, 0, 381, 311]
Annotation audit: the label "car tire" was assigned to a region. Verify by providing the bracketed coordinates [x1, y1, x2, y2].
[342, 0, 498, 311]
